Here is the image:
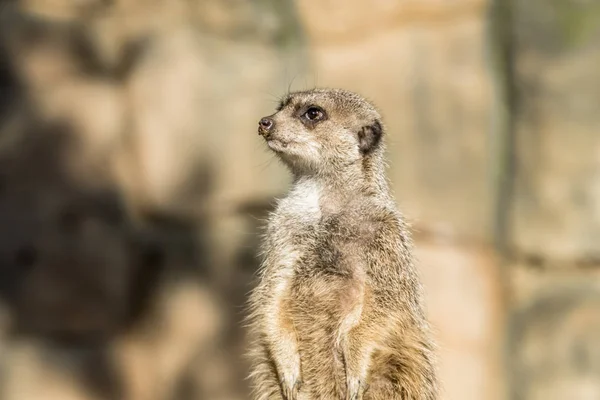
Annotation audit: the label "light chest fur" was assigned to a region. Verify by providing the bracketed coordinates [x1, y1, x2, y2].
[275, 179, 322, 224]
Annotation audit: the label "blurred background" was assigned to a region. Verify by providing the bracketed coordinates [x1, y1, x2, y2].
[0, 0, 598, 399]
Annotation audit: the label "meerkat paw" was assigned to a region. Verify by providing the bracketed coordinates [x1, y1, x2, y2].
[279, 374, 301, 400]
[346, 376, 366, 400]
[277, 362, 302, 400]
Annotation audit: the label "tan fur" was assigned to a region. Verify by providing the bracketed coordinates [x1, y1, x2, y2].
[247, 88, 438, 400]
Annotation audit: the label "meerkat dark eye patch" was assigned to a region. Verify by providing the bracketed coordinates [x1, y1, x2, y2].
[358, 120, 383, 154]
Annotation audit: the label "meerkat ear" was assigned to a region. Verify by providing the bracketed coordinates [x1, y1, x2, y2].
[358, 120, 383, 154]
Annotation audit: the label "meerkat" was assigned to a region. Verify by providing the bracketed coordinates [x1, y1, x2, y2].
[247, 88, 438, 400]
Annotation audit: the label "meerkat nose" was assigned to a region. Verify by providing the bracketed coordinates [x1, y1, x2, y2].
[259, 117, 273, 130]
[258, 117, 274, 137]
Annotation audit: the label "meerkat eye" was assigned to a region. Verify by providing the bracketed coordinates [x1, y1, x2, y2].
[303, 107, 324, 122]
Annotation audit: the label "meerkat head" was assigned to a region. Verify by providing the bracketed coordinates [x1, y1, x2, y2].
[257, 88, 384, 176]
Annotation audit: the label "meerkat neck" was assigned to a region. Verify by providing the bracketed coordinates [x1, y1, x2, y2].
[290, 160, 391, 213]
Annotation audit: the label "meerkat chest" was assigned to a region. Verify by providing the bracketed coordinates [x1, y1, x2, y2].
[265, 180, 323, 262]
[269, 180, 366, 313]
[281, 233, 365, 327]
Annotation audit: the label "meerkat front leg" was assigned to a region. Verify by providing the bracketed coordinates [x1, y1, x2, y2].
[267, 312, 302, 399]
[337, 275, 373, 400]
[339, 316, 374, 399]
[263, 263, 302, 399]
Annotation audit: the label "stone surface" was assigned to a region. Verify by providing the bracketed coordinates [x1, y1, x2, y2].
[508, 266, 600, 400]
[127, 30, 295, 215]
[416, 240, 504, 400]
[509, 0, 600, 262]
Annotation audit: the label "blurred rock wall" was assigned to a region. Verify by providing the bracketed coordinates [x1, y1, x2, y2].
[504, 1, 600, 399]
[0, 0, 597, 400]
